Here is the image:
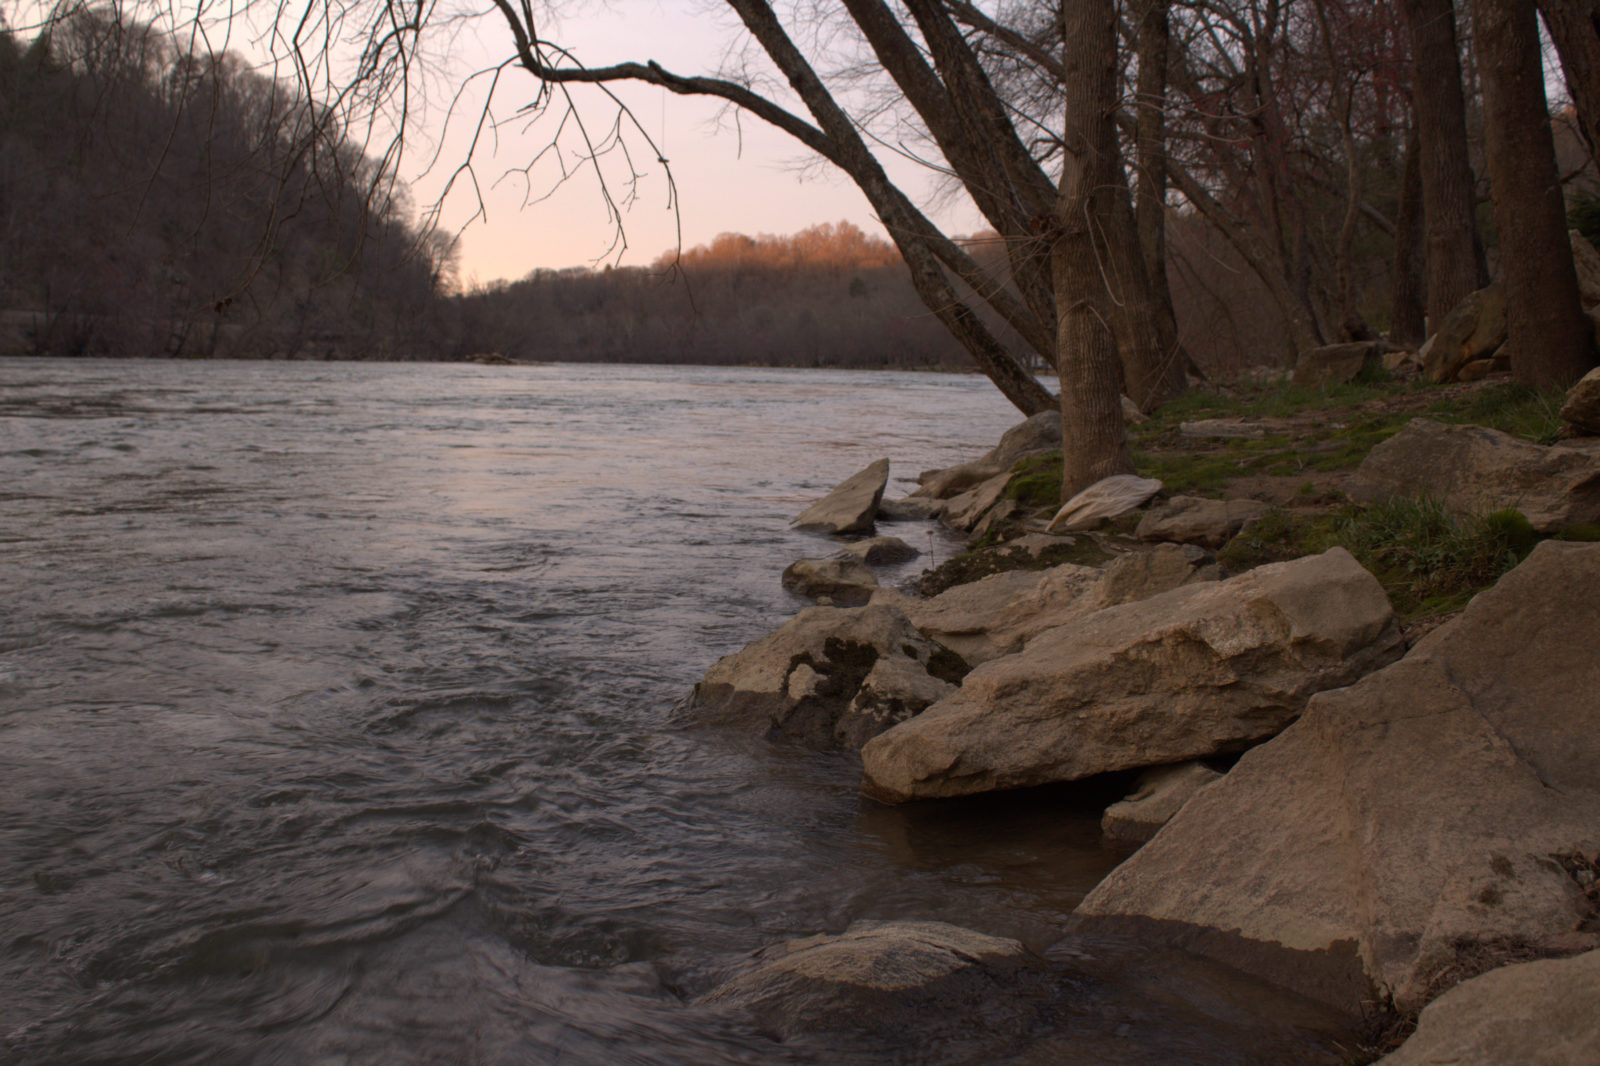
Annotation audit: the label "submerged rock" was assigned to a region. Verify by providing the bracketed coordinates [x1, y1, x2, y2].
[860, 548, 1401, 803]
[1074, 542, 1600, 1015]
[781, 558, 879, 606]
[839, 536, 920, 566]
[686, 604, 967, 749]
[700, 920, 1033, 1040]
[1351, 418, 1600, 531]
[793, 458, 890, 534]
[1376, 948, 1600, 1066]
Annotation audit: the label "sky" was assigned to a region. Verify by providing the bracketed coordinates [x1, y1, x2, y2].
[399, 0, 981, 287]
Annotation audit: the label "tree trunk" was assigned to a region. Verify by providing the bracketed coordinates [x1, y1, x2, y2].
[1399, 0, 1490, 329]
[1472, 0, 1598, 385]
[1538, 0, 1600, 170]
[1056, 0, 1135, 496]
[1390, 124, 1428, 346]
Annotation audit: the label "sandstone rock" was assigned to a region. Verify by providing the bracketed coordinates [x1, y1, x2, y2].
[1376, 948, 1600, 1066]
[1571, 229, 1600, 310]
[793, 458, 890, 534]
[781, 558, 879, 605]
[860, 548, 1402, 803]
[911, 459, 1001, 501]
[1047, 474, 1164, 532]
[1559, 366, 1600, 435]
[1351, 418, 1600, 531]
[1419, 281, 1506, 383]
[911, 412, 1062, 501]
[1455, 358, 1496, 383]
[1074, 542, 1600, 1014]
[687, 604, 967, 749]
[968, 497, 1019, 542]
[700, 920, 1032, 1039]
[877, 496, 943, 521]
[840, 536, 920, 566]
[1135, 496, 1270, 549]
[943, 471, 1014, 532]
[838, 659, 959, 754]
[1101, 762, 1223, 845]
[1084, 543, 1219, 609]
[1293, 341, 1381, 387]
[1121, 395, 1147, 424]
[1382, 349, 1421, 375]
[872, 563, 1103, 666]
[1179, 419, 1268, 440]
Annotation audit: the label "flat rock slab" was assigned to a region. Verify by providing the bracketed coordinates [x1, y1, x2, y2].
[1136, 496, 1269, 549]
[1101, 761, 1223, 844]
[860, 547, 1402, 803]
[794, 458, 889, 534]
[1073, 542, 1600, 1015]
[1293, 341, 1381, 387]
[1178, 419, 1268, 440]
[1351, 418, 1600, 532]
[1047, 474, 1164, 532]
[1376, 949, 1600, 1066]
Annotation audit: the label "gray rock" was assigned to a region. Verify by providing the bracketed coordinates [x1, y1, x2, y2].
[942, 471, 1014, 532]
[1087, 543, 1219, 609]
[1136, 495, 1270, 550]
[1121, 395, 1148, 424]
[1376, 948, 1600, 1066]
[700, 920, 1032, 1040]
[1351, 418, 1600, 532]
[1559, 366, 1600, 435]
[793, 458, 890, 534]
[911, 412, 1063, 502]
[1047, 474, 1164, 532]
[1074, 542, 1600, 1014]
[839, 536, 921, 566]
[1293, 341, 1382, 387]
[860, 548, 1402, 804]
[686, 604, 966, 749]
[1101, 762, 1223, 844]
[781, 558, 879, 605]
[877, 496, 943, 521]
[1419, 281, 1507, 384]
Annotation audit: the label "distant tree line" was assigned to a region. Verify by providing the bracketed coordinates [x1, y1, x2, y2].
[0, 10, 455, 359]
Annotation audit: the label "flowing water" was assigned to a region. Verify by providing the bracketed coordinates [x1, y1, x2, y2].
[0, 359, 1355, 1065]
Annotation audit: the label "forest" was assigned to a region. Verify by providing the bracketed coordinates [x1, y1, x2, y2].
[2, 0, 1598, 386]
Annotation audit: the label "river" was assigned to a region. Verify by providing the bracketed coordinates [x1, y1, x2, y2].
[0, 359, 1353, 1064]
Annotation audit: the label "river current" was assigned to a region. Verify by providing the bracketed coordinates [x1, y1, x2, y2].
[1, 359, 1352, 1065]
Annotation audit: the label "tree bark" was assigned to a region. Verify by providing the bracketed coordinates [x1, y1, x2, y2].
[1538, 0, 1600, 170]
[1399, 0, 1490, 329]
[1056, 0, 1135, 496]
[1472, 0, 1598, 385]
[1390, 124, 1428, 346]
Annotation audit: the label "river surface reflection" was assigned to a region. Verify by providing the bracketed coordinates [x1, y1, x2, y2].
[0, 359, 1350, 1064]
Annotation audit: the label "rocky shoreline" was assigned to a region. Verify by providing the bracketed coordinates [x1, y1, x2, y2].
[680, 377, 1600, 1063]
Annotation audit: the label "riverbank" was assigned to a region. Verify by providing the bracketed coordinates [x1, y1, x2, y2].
[684, 367, 1600, 1063]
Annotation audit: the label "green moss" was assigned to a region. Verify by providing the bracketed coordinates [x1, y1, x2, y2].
[1557, 523, 1600, 542]
[1427, 383, 1567, 443]
[1003, 451, 1065, 508]
[916, 536, 1111, 596]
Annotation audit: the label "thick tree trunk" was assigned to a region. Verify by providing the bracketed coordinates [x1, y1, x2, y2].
[1399, 0, 1490, 329]
[1472, 0, 1598, 385]
[1056, 0, 1135, 496]
[1538, 0, 1600, 170]
[1390, 124, 1428, 346]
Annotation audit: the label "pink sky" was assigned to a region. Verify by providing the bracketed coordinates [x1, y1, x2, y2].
[406, 0, 980, 286]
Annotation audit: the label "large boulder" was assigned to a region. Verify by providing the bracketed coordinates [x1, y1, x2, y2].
[781, 558, 878, 605]
[1087, 543, 1219, 608]
[1293, 341, 1382, 387]
[793, 458, 890, 534]
[699, 920, 1034, 1040]
[1376, 948, 1600, 1066]
[1559, 366, 1600, 436]
[1136, 496, 1269, 549]
[860, 548, 1402, 803]
[1351, 418, 1600, 532]
[1073, 542, 1600, 1015]
[686, 604, 968, 749]
[1419, 281, 1507, 384]
[871, 563, 1103, 666]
